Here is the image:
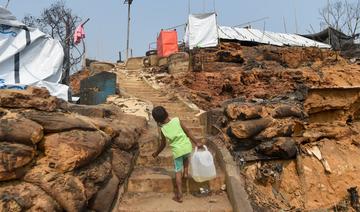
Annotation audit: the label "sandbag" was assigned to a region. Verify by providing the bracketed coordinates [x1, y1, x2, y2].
[229, 118, 272, 139]
[21, 110, 97, 133]
[24, 165, 87, 212]
[0, 182, 61, 211]
[0, 87, 61, 111]
[0, 142, 35, 181]
[0, 112, 43, 145]
[42, 130, 110, 171]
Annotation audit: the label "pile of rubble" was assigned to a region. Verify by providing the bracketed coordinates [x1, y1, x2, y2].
[0, 87, 147, 211]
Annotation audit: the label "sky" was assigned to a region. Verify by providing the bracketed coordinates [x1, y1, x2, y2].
[2, 0, 334, 62]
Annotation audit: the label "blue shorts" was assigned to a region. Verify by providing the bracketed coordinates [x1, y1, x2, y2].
[174, 153, 190, 172]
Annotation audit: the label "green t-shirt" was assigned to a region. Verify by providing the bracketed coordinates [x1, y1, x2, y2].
[161, 117, 193, 159]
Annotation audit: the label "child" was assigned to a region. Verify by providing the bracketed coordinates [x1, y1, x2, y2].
[151, 106, 203, 203]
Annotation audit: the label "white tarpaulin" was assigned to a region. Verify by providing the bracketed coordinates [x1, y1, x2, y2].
[0, 6, 68, 100]
[184, 12, 331, 49]
[184, 13, 218, 49]
[218, 26, 331, 48]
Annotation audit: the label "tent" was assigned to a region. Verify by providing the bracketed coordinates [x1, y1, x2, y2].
[184, 13, 331, 49]
[302, 27, 360, 58]
[184, 13, 219, 50]
[302, 27, 354, 50]
[0, 6, 68, 100]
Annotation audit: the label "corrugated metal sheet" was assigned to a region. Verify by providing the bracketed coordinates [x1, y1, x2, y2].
[218, 26, 331, 48]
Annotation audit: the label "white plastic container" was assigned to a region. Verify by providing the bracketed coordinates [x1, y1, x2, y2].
[190, 145, 217, 182]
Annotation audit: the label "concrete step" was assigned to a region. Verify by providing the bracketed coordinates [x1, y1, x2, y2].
[137, 148, 174, 168]
[158, 102, 189, 108]
[127, 167, 225, 193]
[118, 192, 232, 212]
[144, 97, 172, 102]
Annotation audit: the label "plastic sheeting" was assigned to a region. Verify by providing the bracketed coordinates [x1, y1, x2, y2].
[184, 12, 331, 49]
[184, 13, 218, 50]
[0, 6, 68, 100]
[218, 26, 331, 48]
[157, 30, 178, 57]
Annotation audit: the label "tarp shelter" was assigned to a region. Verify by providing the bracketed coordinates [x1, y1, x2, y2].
[302, 27, 354, 50]
[184, 13, 219, 50]
[184, 13, 331, 49]
[157, 30, 178, 57]
[302, 27, 360, 58]
[0, 6, 68, 100]
[218, 26, 331, 48]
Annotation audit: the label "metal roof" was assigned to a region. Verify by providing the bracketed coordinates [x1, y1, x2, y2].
[218, 26, 331, 49]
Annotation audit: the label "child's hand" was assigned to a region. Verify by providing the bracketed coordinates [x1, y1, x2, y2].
[152, 152, 158, 158]
[196, 142, 204, 149]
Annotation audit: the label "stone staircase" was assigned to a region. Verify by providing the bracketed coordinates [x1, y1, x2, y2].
[116, 71, 232, 212]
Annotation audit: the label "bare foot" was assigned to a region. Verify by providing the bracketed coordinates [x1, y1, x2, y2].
[172, 194, 183, 203]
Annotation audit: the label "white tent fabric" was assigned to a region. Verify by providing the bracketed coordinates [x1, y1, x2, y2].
[184, 13, 331, 49]
[184, 13, 218, 50]
[218, 26, 331, 48]
[0, 6, 68, 100]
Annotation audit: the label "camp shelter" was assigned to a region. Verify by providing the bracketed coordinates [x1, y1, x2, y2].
[0, 6, 67, 100]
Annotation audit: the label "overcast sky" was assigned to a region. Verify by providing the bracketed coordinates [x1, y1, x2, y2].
[3, 0, 333, 62]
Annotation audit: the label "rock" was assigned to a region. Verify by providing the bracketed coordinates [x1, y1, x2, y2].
[226, 103, 263, 120]
[24, 165, 87, 212]
[0, 142, 35, 181]
[0, 87, 61, 111]
[0, 112, 43, 145]
[89, 173, 120, 212]
[256, 137, 297, 159]
[228, 118, 272, 139]
[0, 182, 61, 211]
[111, 148, 133, 183]
[21, 110, 97, 133]
[42, 130, 110, 171]
[73, 152, 112, 200]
